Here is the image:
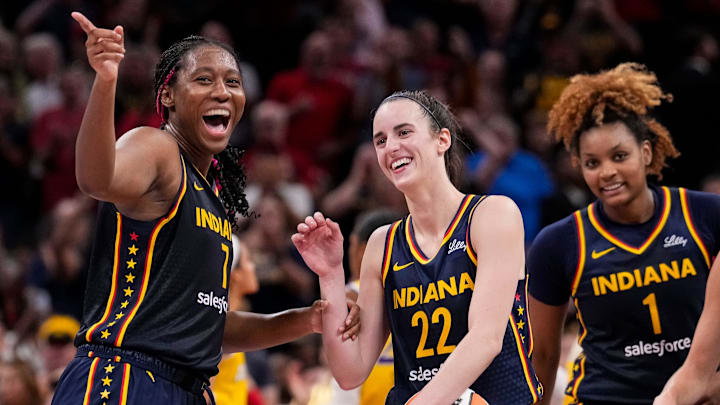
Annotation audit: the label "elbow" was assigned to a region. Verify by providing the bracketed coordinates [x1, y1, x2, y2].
[486, 333, 504, 359]
[336, 375, 363, 391]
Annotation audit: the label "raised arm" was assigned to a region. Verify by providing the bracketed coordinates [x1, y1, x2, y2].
[71, 12, 175, 212]
[291, 212, 390, 389]
[408, 195, 526, 403]
[655, 252, 720, 405]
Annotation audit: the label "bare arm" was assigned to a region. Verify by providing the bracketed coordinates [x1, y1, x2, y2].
[291, 213, 390, 389]
[408, 195, 526, 403]
[72, 12, 176, 215]
[529, 296, 567, 405]
[655, 253, 720, 405]
[222, 300, 360, 353]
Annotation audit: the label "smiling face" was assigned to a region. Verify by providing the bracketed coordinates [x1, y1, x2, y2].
[372, 99, 451, 192]
[577, 121, 652, 208]
[163, 45, 246, 154]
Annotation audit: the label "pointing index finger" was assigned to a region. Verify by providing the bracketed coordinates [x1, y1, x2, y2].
[71, 11, 97, 34]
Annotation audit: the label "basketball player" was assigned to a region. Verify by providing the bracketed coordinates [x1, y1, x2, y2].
[292, 90, 542, 404]
[528, 63, 720, 404]
[52, 13, 358, 405]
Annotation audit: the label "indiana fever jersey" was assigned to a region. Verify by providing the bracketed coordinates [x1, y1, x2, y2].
[565, 187, 711, 403]
[76, 153, 232, 379]
[382, 194, 541, 405]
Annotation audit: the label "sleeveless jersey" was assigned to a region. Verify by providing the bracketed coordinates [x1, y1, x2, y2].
[76, 154, 233, 378]
[565, 187, 711, 403]
[381, 194, 541, 405]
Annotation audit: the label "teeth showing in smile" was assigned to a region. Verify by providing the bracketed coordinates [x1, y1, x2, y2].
[392, 158, 411, 170]
[204, 109, 230, 117]
[602, 183, 622, 191]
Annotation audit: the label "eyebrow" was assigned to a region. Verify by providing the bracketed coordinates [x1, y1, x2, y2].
[581, 141, 624, 157]
[372, 123, 414, 139]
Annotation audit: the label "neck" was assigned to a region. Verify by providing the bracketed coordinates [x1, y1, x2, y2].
[164, 123, 213, 177]
[602, 187, 655, 224]
[405, 177, 464, 238]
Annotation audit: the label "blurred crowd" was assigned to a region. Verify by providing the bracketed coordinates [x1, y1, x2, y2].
[0, 0, 719, 404]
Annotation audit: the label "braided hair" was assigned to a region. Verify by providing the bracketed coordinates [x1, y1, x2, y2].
[153, 35, 249, 227]
[371, 90, 465, 186]
[548, 63, 680, 179]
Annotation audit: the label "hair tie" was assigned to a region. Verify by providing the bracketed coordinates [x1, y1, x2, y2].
[155, 68, 176, 123]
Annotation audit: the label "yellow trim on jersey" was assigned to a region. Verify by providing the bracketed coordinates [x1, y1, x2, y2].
[86, 213, 123, 342]
[587, 187, 671, 255]
[525, 274, 534, 356]
[115, 157, 188, 346]
[573, 298, 588, 345]
[570, 354, 586, 400]
[509, 315, 540, 402]
[465, 195, 487, 266]
[571, 211, 586, 297]
[119, 363, 131, 405]
[405, 194, 474, 265]
[382, 221, 401, 287]
[82, 357, 100, 405]
[680, 188, 710, 268]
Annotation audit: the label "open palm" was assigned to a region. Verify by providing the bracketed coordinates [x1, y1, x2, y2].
[291, 212, 343, 277]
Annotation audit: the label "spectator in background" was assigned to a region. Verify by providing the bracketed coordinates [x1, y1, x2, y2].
[28, 195, 94, 320]
[243, 192, 316, 314]
[0, 243, 51, 347]
[244, 100, 316, 218]
[29, 66, 89, 211]
[462, 112, 554, 242]
[0, 358, 44, 405]
[0, 26, 21, 88]
[266, 30, 353, 185]
[20, 33, 63, 120]
[0, 76, 38, 248]
[35, 314, 80, 396]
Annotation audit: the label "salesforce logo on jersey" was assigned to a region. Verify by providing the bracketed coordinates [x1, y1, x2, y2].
[196, 290, 228, 314]
[624, 336, 691, 358]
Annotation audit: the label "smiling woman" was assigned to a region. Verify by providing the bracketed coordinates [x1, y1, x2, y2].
[292, 90, 542, 404]
[51, 12, 361, 405]
[527, 63, 720, 405]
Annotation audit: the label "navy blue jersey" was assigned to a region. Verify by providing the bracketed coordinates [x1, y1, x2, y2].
[529, 186, 720, 404]
[75, 154, 232, 379]
[382, 194, 542, 405]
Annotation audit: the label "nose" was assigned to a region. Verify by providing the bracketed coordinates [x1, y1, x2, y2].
[599, 162, 617, 180]
[211, 81, 231, 101]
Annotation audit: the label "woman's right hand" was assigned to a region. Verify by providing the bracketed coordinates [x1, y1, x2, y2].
[71, 12, 125, 81]
[291, 212, 343, 278]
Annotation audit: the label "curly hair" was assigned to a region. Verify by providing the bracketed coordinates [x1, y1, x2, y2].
[153, 35, 250, 227]
[548, 63, 679, 178]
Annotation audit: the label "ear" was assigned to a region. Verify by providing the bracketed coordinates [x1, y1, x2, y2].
[160, 86, 174, 109]
[437, 128, 452, 155]
[641, 140, 652, 167]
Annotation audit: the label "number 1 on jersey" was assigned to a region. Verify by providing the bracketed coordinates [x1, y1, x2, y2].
[642, 293, 662, 334]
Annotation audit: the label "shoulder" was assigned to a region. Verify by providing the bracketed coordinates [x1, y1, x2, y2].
[678, 187, 720, 210]
[360, 223, 397, 279]
[528, 214, 579, 272]
[471, 195, 522, 227]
